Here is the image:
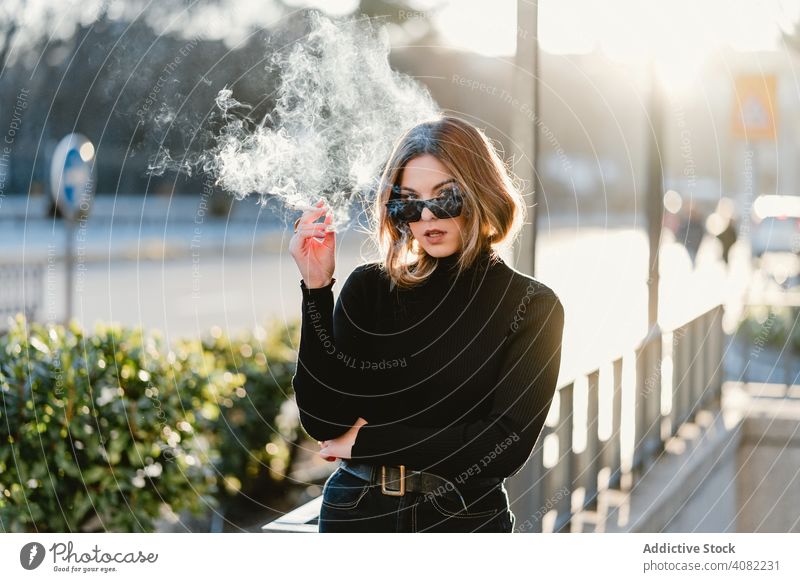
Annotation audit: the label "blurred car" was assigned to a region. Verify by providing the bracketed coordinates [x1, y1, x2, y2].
[750, 195, 800, 257]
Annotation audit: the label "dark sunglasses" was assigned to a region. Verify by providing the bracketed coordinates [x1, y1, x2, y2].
[385, 184, 465, 224]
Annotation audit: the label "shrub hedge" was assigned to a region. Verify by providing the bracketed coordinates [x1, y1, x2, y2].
[0, 315, 300, 532]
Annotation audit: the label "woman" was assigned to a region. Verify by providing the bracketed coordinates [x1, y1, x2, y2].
[289, 116, 564, 533]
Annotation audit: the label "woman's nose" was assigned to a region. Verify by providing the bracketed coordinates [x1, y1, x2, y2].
[420, 206, 436, 221]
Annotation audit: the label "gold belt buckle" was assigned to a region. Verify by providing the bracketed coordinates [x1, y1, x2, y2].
[380, 464, 405, 496]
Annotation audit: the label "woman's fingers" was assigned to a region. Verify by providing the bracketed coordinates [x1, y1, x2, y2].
[296, 223, 328, 234]
[296, 224, 328, 238]
[297, 200, 328, 228]
[319, 447, 338, 462]
[293, 202, 330, 244]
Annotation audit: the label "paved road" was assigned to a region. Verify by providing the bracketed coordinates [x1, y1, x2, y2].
[16, 221, 749, 388]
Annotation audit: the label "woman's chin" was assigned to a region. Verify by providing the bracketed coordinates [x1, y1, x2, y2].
[421, 244, 457, 258]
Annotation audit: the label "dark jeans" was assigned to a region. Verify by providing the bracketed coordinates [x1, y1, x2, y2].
[318, 465, 515, 533]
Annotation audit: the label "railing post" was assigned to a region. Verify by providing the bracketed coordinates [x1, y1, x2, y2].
[600, 358, 624, 490]
[544, 383, 573, 532]
[671, 324, 687, 435]
[708, 305, 724, 410]
[576, 371, 600, 511]
[646, 331, 663, 457]
[690, 314, 705, 421]
[507, 431, 546, 533]
[634, 329, 662, 471]
[681, 322, 693, 427]
[530, 437, 546, 533]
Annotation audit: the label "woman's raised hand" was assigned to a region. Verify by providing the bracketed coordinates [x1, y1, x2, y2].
[289, 199, 335, 288]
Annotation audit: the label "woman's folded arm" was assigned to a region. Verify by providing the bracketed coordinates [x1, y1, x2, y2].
[292, 276, 362, 441]
[293, 264, 389, 441]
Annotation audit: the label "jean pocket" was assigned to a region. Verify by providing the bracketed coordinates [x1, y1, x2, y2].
[321, 467, 371, 510]
[413, 493, 504, 532]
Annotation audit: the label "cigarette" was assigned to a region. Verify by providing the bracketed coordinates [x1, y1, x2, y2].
[293, 218, 337, 232]
[308, 225, 337, 237]
[292, 201, 330, 212]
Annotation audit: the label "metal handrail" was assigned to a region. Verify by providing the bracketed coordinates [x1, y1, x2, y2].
[0, 262, 44, 329]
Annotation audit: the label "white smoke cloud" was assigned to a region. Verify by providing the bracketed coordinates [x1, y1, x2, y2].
[148, 11, 439, 230]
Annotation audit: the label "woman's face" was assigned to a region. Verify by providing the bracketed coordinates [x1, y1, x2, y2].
[398, 154, 466, 258]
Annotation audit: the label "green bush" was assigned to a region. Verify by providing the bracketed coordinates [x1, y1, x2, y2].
[0, 315, 299, 532]
[736, 305, 800, 353]
[193, 323, 301, 517]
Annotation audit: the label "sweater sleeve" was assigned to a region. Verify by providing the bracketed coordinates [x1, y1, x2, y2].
[350, 290, 565, 479]
[291, 270, 367, 441]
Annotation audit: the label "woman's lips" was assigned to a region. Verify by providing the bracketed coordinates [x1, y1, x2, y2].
[424, 229, 446, 242]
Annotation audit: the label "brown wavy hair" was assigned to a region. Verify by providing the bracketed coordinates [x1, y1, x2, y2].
[370, 115, 526, 289]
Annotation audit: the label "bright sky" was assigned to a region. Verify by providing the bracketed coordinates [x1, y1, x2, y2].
[541, 0, 800, 55]
[430, 0, 800, 57]
[278, 0, 800, 61]
[428, 0, 518, 56]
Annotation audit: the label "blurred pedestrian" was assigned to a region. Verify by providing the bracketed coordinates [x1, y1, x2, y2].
[677, 202, 705, 268]
[715, 198, 738, 267]
[717, 219, 737, 265]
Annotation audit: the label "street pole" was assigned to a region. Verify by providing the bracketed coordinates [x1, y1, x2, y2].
[49, 133, 95, 326]
[511, 0, 539, 277]
[634, 56, 665, 470]
[507, 0, 541, 532]
[646, 59, 664, 330]
[64, 218, 74, 325]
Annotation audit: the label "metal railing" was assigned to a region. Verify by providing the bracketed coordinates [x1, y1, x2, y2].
[0, 262, 44, 329]
[263, 303, 725, 533]
[520, 303, 724, 532]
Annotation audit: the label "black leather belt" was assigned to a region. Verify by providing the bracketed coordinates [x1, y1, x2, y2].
[339, 460, 503, 498]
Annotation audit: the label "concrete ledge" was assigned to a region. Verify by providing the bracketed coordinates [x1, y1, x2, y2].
[603, 406, 742, 533]
[735, 385, 800, 533]
[262, 496, 322, 533]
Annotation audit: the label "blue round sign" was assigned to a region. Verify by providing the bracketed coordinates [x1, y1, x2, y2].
[50, 133, 96, 221]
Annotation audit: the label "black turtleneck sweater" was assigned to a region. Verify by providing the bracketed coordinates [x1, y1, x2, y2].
[292, 247, 565, 480]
